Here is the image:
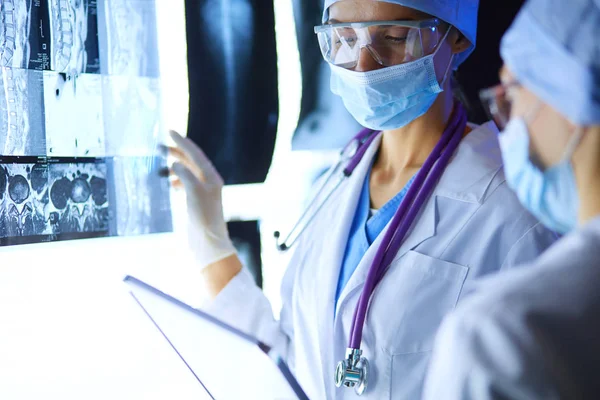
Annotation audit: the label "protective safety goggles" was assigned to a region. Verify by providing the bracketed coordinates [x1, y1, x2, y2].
[314, 19, 444, 69]
[479, 81, 521, 129]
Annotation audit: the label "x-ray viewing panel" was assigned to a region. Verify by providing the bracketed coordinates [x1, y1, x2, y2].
[0, 0, 175, 247]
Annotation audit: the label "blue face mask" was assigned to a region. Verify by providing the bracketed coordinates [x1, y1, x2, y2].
[498, 116, 583, 234]
[329, 29, 453, 131]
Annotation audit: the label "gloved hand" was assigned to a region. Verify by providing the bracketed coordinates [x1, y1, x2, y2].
[168, 130, 237, 270]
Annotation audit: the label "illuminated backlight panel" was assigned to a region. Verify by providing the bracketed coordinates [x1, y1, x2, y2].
[0, 0, 172, 246]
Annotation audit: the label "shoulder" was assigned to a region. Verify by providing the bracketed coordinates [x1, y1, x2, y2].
[425, 295, 558, 399]
[470, 218, 600, 306]
[436, 121, 525, 210]
[435, 121, 505, 203]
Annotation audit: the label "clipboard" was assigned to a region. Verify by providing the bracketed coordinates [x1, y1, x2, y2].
[123, 276, 309, 400]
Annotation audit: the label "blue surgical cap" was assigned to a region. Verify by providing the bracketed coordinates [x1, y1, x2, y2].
[501, 0, 600, 125]
[322, 0, 480, 67]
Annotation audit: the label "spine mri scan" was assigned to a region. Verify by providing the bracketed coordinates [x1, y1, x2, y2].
[0, 0, 172, 246]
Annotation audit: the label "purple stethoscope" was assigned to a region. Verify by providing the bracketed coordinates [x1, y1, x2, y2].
[275, 103, 467, 395]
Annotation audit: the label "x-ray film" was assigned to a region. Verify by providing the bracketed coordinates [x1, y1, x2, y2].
[44, 71, 105, 157]
[0, 156, 110, 245]
[1, 0, 100, 73]
[0, 68, 46, 156]
[0, 159, 49, 242]
[107, 156, 172, 237]
[0, 0, 173, 247]
[47, 159, 109, 235]
[103, 76, 161, 156]
[100, 0, 159, 77]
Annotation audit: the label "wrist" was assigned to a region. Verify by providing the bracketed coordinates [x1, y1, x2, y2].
[201, 253, 243, 298]
[191, 230, 236, 269]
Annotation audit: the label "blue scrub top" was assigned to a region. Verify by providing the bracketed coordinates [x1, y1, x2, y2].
[335, 168, 416, 307]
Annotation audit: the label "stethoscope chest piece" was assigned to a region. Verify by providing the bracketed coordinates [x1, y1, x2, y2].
[335, 348, 369, 396]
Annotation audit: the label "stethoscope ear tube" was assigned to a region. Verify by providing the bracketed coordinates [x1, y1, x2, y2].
[273, 171, 346, 251]
[342, 129, 377, 176]
[274, 129, 377, 252]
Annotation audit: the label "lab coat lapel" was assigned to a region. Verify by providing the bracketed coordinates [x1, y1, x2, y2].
[311, 134, 383, 395]
[335, 192, 437, 315]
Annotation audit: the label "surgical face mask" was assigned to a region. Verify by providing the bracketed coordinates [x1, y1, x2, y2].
[498, 109, 583, 234]
[329, 28, 453, 131]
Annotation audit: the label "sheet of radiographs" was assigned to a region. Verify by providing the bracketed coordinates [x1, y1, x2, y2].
[0, 0, 172, 246]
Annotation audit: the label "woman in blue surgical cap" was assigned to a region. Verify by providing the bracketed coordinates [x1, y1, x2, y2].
[424, 0, 600, 398]
[167, 0, 557, 398]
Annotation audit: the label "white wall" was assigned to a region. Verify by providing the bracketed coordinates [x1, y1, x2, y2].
[0, 234, 209, 399]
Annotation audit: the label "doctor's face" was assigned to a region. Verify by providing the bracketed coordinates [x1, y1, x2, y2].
[500, 66, 577, 169]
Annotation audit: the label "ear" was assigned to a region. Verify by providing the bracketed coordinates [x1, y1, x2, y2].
[448, 28, 471, 55]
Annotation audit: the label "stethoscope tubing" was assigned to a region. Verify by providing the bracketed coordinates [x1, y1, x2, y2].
[343, 129, 378, 177]
[275, 128, 378, 251]
[275, 163, 345, 251]
[349, 105, 467, 348]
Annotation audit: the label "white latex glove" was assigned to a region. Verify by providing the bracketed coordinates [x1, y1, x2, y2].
[168, 130, 237, 269]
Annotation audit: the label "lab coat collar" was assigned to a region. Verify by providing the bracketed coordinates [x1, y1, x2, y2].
[434, 121, 503, 204]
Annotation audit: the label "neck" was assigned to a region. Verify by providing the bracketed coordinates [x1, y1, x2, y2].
[375, 86, 456, 174]
[575, 126, 600, 226]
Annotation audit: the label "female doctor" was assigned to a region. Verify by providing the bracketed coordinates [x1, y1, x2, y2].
[424, 0, 600, 398]
[168, 0, 556, 398]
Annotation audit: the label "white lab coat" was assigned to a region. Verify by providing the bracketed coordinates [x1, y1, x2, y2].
[203, 122, 557, 399]
[423, 217, 600, 400]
